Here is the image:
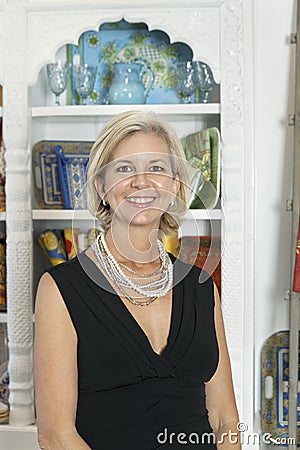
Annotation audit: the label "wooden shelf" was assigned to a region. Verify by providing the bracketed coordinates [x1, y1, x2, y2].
[187, 209, 222, 220]
[0, 424, 37, 432]
[32, 209, 222, 221]
[31, 103, 220, 118]
[32, 209, 94, 220]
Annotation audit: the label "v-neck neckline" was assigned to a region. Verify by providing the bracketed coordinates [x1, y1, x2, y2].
[79, 251, 183, 359]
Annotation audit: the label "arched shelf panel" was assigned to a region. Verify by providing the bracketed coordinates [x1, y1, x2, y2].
[28, 7, 220, 86]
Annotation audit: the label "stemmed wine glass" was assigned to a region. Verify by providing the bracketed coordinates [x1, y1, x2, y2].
[46, 62, 71, 106]
[73, 64, 97, 105]
[176, 61, 197, 103]
[193, 61, 215, 103]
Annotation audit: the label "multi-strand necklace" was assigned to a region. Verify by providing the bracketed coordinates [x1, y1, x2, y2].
[92, 232, 173, 306]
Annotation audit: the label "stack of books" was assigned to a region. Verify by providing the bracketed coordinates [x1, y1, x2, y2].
[0, 323, 8, 424]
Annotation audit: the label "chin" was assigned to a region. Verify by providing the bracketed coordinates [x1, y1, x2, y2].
[119, 208, 164, 228]
[130, 214, 162, 227]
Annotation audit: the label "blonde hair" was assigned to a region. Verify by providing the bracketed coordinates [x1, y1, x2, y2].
[87, 110, 190, 236]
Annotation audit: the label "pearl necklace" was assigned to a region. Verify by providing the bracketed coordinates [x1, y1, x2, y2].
[97, 235, 170, 290]
[92, 232, 173, 306]
[118, 260, 164, 278]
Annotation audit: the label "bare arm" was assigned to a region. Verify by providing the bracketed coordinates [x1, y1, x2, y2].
[205, 284, 241, 450]
[34, 272, 91, 450]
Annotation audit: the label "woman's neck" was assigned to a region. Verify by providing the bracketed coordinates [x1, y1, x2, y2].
[105, 223, 161, 265]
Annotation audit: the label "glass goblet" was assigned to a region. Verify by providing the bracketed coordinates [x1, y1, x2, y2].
[46, 62, 70, 106]
[73, 65, 97, 105]
[193, 61, 215, 103]
[176, 61, 197, 104]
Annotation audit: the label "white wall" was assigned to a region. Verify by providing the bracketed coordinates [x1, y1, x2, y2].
[254, 0, 296, 420]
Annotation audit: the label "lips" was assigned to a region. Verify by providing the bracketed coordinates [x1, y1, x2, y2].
[126, 196, 156, 207]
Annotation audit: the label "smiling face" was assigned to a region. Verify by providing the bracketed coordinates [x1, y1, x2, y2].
[96, 132, 180, 229]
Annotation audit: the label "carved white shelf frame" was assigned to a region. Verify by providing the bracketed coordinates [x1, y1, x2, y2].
[27, 2, 221, 86]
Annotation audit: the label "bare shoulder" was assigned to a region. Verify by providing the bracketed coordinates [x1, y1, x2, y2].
[35, 271, 64, 313]
[35, 271, 77, 342]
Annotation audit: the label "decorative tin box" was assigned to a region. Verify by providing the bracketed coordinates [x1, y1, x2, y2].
[261, 331, 300, 445]
[32, 140, 92, 209]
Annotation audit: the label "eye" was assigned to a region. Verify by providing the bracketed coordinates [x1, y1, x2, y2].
[116, 165, 133, 173]
[149, 165, 165, 172]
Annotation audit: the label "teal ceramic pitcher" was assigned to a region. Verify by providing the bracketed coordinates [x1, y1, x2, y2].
[109, 62, 154, 104]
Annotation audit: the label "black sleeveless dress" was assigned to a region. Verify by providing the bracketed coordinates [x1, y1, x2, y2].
[45, 252, 219, 450]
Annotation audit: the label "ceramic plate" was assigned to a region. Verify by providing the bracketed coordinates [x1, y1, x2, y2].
[181, 127, 221, 209]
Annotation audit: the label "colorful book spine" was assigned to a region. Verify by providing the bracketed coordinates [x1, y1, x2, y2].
[0, 118, 6, 212]
[293, 219, 300, 292]
[87, 228, 100, 247]
[163, 234, 180, 257]
[63, 228, 79, 260]
[179, 236, 221, 294]
[0, 323, 9, 424]
[0, 235, 6, 311]
[0, 367, 9, 424]
[78, 233, 88, 252]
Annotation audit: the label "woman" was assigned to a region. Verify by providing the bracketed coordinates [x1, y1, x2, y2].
[34, 111, 241, 450]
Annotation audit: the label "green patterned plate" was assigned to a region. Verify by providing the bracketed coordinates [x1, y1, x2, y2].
[181, 127, 221, 209]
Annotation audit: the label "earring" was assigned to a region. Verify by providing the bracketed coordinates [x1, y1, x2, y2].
[102, 199, 107, 206]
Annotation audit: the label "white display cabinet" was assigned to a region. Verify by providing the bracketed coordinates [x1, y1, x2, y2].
[0, 1, 255, 449]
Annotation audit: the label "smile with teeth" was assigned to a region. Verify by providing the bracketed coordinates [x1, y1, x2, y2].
[126, 196, 156, 207]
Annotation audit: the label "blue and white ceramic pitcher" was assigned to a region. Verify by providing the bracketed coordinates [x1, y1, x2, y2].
[109, 62, 154, 104]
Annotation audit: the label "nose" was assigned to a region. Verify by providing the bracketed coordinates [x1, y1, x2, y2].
[131, 171, 151, 189]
